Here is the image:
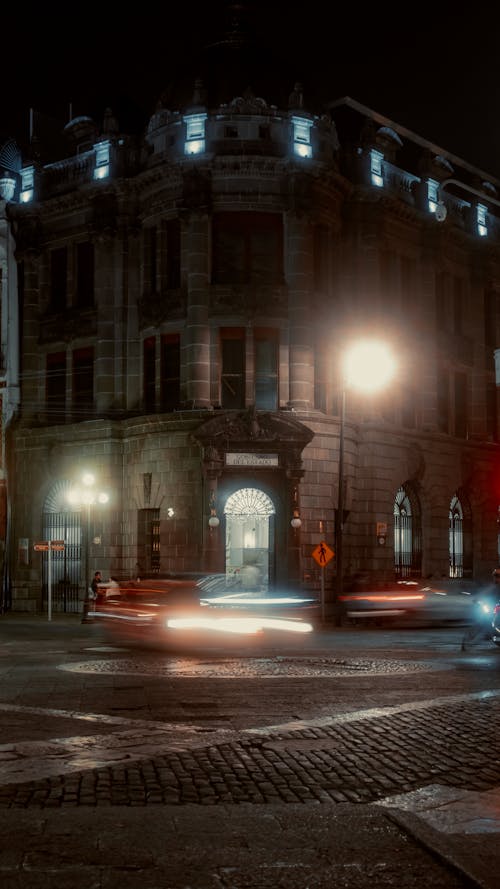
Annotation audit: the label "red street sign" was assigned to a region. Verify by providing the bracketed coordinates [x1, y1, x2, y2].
[33, 540, 65, 552]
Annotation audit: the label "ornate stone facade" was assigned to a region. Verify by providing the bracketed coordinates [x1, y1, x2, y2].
[3, 81, 500, 612]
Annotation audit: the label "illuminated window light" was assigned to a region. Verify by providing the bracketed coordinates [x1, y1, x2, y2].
[477, 203, 488, 237]
[20, 165, 34, 203]
[185, 139, 205, 155]
[428, 178, 439, 213]
[93, 140, 111, 180]
[291, 115, 313, 159]
[370, 149, 384, 187]
[183, 112, 207, 156]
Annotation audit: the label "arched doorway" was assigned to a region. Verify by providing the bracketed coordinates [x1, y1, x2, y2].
[42, 480, 82, 612]
[224, 487, 275, 591]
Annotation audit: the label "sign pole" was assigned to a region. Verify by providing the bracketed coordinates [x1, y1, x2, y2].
[47, 542, 52, 622]
[33, 540, 65, 621]
[321, 566, 325, 625]
[311, 541, 334, 625]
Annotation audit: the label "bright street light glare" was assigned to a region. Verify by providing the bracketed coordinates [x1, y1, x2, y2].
[82, 472, 95, 487]
[98, 492, 109, 504]
[343, 340, 396, 392]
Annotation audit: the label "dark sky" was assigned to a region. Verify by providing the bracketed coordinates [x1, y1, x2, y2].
[2, 2, 500, 178]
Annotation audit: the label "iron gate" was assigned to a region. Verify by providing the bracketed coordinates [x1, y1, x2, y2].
[41, 510, 82, 613]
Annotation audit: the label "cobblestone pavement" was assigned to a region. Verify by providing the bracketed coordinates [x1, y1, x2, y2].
[1, 618, 500, 888]
[1, 690, 499, 809]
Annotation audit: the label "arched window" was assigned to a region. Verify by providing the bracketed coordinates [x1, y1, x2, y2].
[394, 482, 422, 578]
[449, 489, 472, 578]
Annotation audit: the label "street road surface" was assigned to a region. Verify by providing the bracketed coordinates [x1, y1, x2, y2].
[0, 614, 499, 888]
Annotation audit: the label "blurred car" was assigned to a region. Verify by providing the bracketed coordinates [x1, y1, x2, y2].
[87, 576, 314, 646]
[339, 579, 478, 625]
[492, 602, 500, 647]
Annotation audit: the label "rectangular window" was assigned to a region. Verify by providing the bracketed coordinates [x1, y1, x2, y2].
[145, 226, 157, 293]
[313, 225, 329, 293]
[143, 337, 156, 412]
[76, 241, 94, 307]
[484, 288, 497, 353]
[161, 333, 181, 411]
[486, 382, 498, 441]
[401, 255, 416, 316]
[428, 178, 439, 213]
[437, 367, 449, 433]
[46, 351, 66, 423]
[166, 219, 181, 289]
[435, 271, 447, 330]
[477, 203, 488, 237]
[212, 212, 283, 286]
[183, 112, 207, 155]
[254, 328, 278, 410]
[401, 385, 416, 429]
[291, 115, 313, 158]
[221, 328, 245, 409]
[453, 277, 463, 334]
[379, 249, 397, 313]
[137, 508, 161, 575]
[370, 149, 384, 187]
[50, 247, 67, 311]
[314, 349, 326, 412]
[72, 347, 93, 418]
[454, 372, 467, 438]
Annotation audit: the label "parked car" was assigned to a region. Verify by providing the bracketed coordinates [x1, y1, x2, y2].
[339, 579, 478, 625]
[87, 576, 314, 647]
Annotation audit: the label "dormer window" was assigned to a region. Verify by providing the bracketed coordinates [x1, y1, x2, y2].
[93, 140, 111, 180]
[20, 165, 34, 203]
[477, 204, 488, 237]
[370, 149, 384, 187]
[184, 112, 207, 156]
[291, 116, 313, 159]
[428, 178, 439, 213]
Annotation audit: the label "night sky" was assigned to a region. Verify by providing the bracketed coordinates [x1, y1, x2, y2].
[2, 2, 500, 179]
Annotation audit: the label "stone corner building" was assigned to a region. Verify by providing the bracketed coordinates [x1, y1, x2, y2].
[3, 77, 500, 612]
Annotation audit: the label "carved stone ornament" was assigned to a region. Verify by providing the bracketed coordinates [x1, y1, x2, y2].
[193, 406, 314, 473]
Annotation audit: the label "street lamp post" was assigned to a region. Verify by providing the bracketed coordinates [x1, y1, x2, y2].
[334, 386, 346, 625]
[333, 341, 396, 625]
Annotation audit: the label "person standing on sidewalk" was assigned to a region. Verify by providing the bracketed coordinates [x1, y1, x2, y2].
[82, 570, 102, 623]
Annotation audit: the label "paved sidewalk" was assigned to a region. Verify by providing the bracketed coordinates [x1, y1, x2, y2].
[0, 798, 495, 889]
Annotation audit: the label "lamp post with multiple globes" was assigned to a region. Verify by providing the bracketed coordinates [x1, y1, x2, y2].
[67, 472, 110, 594]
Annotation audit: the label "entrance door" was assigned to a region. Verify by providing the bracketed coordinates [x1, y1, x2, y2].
[224, 488, 275, 592]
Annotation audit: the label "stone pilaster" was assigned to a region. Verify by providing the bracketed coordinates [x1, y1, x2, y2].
[287, 214, 314, 410]
[185, 212, 211, 408]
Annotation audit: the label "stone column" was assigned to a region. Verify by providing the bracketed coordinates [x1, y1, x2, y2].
[185, 212, 211, 408]
[287, 214, 314, 410]
[19, 250, 41, 422]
